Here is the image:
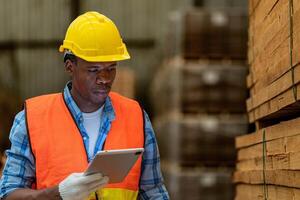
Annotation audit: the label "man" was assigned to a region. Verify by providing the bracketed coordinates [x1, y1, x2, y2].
[0, 11, 169, 200]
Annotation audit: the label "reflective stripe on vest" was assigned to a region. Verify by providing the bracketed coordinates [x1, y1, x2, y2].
[25, 92, 144, 199]
[88, 188, 138, 200]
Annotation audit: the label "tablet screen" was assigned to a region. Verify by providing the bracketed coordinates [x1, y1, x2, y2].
[84, 148, 144, 183]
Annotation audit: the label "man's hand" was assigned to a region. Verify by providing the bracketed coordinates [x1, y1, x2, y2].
[58, 173, 109, 200]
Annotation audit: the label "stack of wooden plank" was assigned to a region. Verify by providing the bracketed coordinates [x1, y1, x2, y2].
[234, 117, 300, 199]
[154, 6, 248, 200]
[151, 57, 248, 199]
[234, 0, 300, 199]
[165, 8, 248, 60]
[163, 164, 234, 200]
[151, 57, 247, 116]
[184, 8, 247, 60]
[155, 114, 248, 167]
[247, 0, 300, 123]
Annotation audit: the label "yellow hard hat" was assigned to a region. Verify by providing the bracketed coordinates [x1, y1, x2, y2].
[59, 11, 130, 62]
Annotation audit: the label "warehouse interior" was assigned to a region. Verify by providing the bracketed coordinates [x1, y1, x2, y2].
[4, 0, 294, 199]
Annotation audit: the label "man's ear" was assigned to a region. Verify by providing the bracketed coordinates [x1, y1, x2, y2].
[65, 60, 74, 76]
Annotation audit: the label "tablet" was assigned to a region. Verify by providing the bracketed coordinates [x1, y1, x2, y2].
[84, 148, 144, 183]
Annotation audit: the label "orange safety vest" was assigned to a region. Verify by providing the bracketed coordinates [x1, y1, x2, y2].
[25, 92, 144, 200]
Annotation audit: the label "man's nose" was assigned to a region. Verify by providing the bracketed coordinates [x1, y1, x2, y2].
[96, 70, 111, 84]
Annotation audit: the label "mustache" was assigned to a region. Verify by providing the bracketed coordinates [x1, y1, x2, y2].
[94, 84, 111, 90]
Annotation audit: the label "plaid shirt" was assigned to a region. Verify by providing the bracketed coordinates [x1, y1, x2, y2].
[0, 83, 169, 199]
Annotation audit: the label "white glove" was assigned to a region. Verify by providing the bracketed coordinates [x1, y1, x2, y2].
[58, 172, 109, 200]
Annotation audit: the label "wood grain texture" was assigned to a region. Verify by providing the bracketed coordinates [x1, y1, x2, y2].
[235, 116, 300, 149]
[247, 0, 300, 122]
[234, 170, 300, 189]
[235, 184, 300, 200]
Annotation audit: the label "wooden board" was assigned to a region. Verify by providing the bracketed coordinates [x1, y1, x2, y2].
[235, 184, 300, 200]
[235, 116, 300, 149]
[250, 0, 280, 29]
[233, 170, 300, 189]
[237, 152, 300, 171]
[251, 0, 289, 65]
[247, 64, 300, 112]
[237, 133, 300, 160]
[248, 82, 300, 122]
[249, 0, 261, 16]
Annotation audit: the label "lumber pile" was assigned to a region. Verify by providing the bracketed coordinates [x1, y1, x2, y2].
[163, 164, 234, 200]
[235, 0, 300, 198]
[247, 0, 300, 123]
[155, 114, 247, 167]
[165, 8, 247, 60]
[234, 117, 300, 199]
[152, 57, 247, 116]
[184, 9, 247, 60]
[236, 184, 300, 200]
[151, 57, 248, 199]
[154, 7, 248, 200]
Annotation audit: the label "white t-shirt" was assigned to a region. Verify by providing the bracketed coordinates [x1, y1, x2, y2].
[82, 106, 104, 156]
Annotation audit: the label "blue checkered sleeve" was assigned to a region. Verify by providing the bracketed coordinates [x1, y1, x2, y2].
[0, 110, 36, 198]
[138, 111, 169, 200]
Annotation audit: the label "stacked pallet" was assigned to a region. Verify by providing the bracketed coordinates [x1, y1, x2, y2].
[165, 8, 248, 60]
[163, 164, 234, 200]
[152, 57, 247, 116]
[234, 0, 300, 199]
[155, 114, 248, 167]
[152, 58, 248, 166]
[154, 6, 248, 199]
[152, 57, 248, 199]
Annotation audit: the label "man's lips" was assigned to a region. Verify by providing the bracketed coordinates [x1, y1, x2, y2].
[93, 88, 110, 94]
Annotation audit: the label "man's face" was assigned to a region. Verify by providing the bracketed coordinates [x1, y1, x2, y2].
[66, 57, 117, 112]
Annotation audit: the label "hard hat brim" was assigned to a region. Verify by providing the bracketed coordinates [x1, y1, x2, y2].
[59, 45, 131, 62]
